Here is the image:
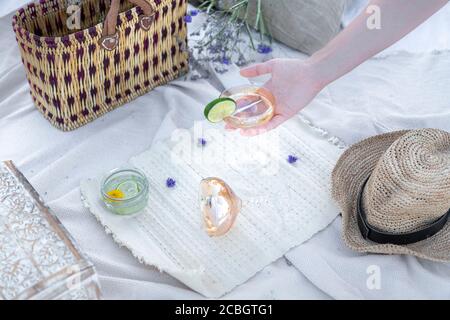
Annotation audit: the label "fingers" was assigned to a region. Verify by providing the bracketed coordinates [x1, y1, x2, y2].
[225, 123, 238, 131]
[224, 114, 284, 135]
[239, 115, 285, 137]
[240, 61, 273, 78]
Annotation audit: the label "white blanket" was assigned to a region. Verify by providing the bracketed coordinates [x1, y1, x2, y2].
[1, 2, 449, 299]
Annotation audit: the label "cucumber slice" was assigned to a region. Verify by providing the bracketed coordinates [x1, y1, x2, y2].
[204, 98, 237, 123]
[117, 180, 140, 198]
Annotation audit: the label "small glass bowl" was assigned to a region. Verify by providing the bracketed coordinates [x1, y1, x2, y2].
[220, 85, 276, 129]
[101, 167, 149, 217]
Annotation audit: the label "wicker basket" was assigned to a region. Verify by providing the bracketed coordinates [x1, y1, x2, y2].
[12, 0, 189, 131]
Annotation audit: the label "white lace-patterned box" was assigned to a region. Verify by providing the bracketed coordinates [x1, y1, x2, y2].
[0, 161, 101, 300]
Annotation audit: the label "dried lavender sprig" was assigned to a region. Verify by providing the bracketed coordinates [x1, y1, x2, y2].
[187, 0, 272, 79]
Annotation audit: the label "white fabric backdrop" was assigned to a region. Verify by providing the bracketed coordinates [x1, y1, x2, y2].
[1, 1, 449, 299]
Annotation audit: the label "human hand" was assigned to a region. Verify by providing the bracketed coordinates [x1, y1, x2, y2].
[230, 58, 326, 136]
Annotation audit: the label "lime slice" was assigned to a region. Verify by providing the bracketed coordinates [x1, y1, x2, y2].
[204, 98, 237, 123]
[117, 180, 140, 198]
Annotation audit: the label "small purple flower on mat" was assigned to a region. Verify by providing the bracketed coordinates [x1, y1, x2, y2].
[287, 155, 299, 164]
[198, 138, 207, 147]
[166, 178, 176, 188]
[222, 56, 231, 65]
[257, 44, 273, 54]
[190, 9, 199, 16]
[184, 15, 192, 23]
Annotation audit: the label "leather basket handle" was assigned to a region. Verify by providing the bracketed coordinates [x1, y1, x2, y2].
[100, 0, 156, 51]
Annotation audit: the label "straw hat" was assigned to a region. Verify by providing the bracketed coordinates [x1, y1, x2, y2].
[332, 129, 450, 262]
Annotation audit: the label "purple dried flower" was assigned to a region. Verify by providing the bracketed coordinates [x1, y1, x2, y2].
[287, 155, 299, 164]
[208, 44, 221, 54]
[198, 138, 207, 147]
[166, 178, 176, 188]
[190, 9, 199, 16]
[257, 43, 273, 54]
[184, 15, 192, 23]
[221, 56, 230, 65]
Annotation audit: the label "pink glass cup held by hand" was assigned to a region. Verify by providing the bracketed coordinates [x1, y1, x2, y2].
[204, 84, 276, 130]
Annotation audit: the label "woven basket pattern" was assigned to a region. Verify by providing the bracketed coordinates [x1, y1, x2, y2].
[12, 0, 189, 131]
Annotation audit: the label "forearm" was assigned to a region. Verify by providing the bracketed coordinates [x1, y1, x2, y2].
[309, 0, 448, 87]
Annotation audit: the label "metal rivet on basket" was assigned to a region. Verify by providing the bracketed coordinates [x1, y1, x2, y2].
[99, 33, 119, 51]
[139, 14, 155, 31]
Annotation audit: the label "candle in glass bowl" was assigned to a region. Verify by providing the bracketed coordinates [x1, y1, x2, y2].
[101, 167, 149, 217]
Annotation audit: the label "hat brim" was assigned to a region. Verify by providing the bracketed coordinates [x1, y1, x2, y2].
[332, 130, 450, 263]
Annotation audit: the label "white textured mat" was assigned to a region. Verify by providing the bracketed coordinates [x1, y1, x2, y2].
[80, 117, 343, 297]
